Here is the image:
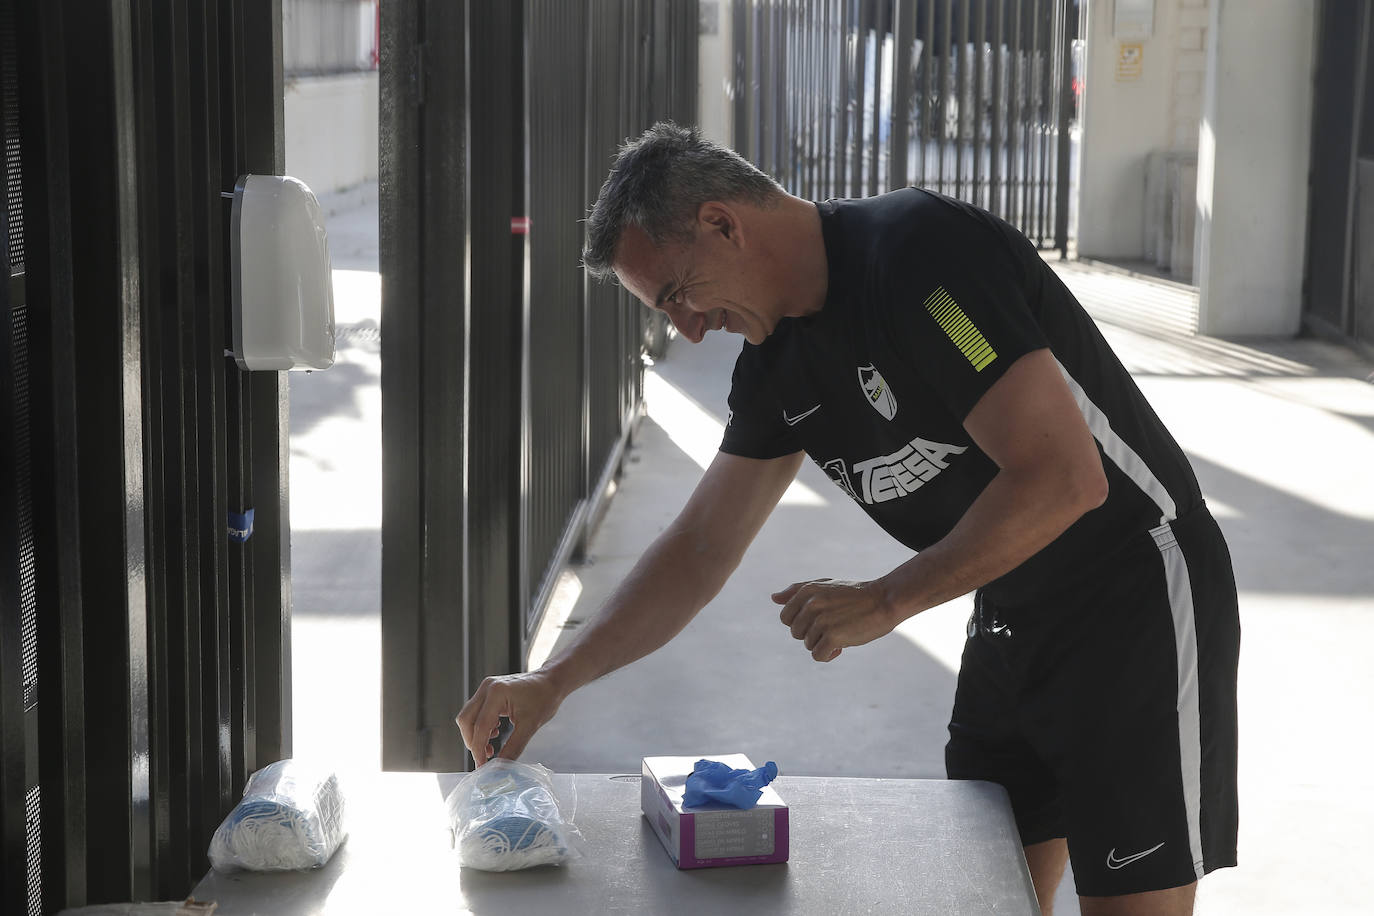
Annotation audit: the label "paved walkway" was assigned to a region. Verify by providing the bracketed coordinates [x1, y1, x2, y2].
[288, 187, 1374, 914]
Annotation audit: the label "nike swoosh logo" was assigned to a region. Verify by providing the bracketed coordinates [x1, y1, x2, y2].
[1106, 842, 1165, 870]
[783, 404, 821, 426]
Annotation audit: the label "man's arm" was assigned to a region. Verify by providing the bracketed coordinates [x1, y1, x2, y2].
[776, 347, 1107, 660]
[458, 448, 805, 764]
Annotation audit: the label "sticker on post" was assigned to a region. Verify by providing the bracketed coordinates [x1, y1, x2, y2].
[229, 509, 255, 543]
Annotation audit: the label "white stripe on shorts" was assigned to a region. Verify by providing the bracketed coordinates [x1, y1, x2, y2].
[1151, 521, 1206, 878]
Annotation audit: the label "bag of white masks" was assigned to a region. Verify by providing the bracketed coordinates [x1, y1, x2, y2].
[208, 759, 347, 872]
[445, 759, 584, 871]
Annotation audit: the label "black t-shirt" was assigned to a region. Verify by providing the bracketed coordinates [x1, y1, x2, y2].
[720, 188, 1202, 605]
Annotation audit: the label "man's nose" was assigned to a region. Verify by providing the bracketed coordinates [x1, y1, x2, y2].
[664, 304, 703, 343]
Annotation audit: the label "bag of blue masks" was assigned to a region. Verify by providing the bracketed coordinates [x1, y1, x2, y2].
[445, 759, 584, 872]
[208, 759, 347, 872]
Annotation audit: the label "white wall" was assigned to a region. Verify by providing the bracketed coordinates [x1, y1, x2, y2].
[284, 72, 379, 199]
[1193, 0, 1315, 336]
[698, 0, 733, 147]
[1077, 0, 1210, 260]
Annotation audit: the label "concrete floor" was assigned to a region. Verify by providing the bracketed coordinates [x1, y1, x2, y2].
[288, 187, 1374, 914]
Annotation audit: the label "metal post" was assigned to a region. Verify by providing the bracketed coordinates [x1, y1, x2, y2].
[954, 0, 968, 199]
[990, 0, 1005, 216]
[972, 0, 986, 208]
[868, 0, 887, 196]
[890, 0, 914, 189]
[1054, 0, 1075, 257]
[938, 0, 951, 195]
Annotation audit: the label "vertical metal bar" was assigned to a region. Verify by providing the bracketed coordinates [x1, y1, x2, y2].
[11, 0, 90, 907]
[803, 0, 813, 195]
[919, 0, 934, 187]
[1, 105, 30, 913]
[235, 0, 291, 775]
[0, 188, 31, 916]
[1036, 0, 1053, 244]
[466, 0, 524, 754]
[756, 0, 770, 173]
[733, 0, 748, 153]
[990, 0, 1004, 216]
[953, 0, 967, 199]
[837, 0, 849, 195]
[1020, 0, 1034, 236]
[379, 0, 425, 771]
[891, 0, 913, 189]
[773, 0, 785, 181]
[785, 0, 795, 190]
[937, 0, 951, 194]
[1008, 0, 1021, 228]
[579, 0, 596, 530]
[867, 0, 885, 195]
[1054, 0, 1074, 256]
[61, 0, 151, 899]
[747, 0, 760, 161]
[819, 0, 827, 195]
[972, 0, 985, 208]
[796, 0, 803, 191]
[851, 0, 868, 196]
[516, 0, 533, 657]
[799, 0, 809, 194]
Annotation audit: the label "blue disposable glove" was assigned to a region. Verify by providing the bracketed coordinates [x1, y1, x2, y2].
[682, 759, 779, 809]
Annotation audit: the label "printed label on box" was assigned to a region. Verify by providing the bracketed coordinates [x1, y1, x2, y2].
[694, 808, 774, 860]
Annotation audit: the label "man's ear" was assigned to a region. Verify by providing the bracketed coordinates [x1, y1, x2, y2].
[697, 201, 742, 245]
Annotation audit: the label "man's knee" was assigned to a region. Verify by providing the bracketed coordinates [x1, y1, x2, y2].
[1024, 838, 1069, 916]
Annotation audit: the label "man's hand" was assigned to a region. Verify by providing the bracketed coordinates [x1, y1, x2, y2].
[456, 669, 564, 767]
[772, 578, 898, 662]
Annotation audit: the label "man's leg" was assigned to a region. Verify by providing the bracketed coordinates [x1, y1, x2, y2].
[1079, 881, 1196, 916]
[1024, 838, 1068, 916]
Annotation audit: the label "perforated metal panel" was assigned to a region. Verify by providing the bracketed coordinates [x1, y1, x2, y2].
[1, 2, 21, 276]
[24, 785, 40, 916]
[12, 301, 38, 714]
[2, 4, 41, 914]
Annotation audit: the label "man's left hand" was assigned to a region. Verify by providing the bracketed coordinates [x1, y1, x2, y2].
[772, 579, 898, 662]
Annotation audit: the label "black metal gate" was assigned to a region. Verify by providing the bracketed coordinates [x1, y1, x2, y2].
[2, 1, 290, 910]
[731, 0, 1079, 250]
[1303, 0, 1374, 355]
[380, 0, 698, 772]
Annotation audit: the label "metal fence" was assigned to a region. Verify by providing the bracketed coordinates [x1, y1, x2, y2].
[1, 1, 289, 911]
[380, 0, 697, 772]
[730, 0, 1080, 250]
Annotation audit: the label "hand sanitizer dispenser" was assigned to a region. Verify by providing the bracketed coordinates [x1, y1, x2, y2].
[229, 174, 336, 371]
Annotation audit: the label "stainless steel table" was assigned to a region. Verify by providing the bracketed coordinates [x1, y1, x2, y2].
[193, 772, 1038, 915]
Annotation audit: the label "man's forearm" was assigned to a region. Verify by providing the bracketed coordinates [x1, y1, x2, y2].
[543, 521, 735, 698]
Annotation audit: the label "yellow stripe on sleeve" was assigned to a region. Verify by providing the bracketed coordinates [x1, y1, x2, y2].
[923, 287, 998, 372]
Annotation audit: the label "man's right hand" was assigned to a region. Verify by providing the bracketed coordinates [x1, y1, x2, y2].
[456, 669, 565, 767]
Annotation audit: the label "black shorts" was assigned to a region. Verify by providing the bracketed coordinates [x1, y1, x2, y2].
[945, 504, 1240, 897]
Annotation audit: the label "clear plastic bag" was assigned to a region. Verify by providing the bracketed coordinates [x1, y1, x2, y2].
[208, 759, 347, 872]
[445, 759, 584, 871]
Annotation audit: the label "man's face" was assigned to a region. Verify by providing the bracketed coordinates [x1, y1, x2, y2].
[612, 213, 775, 346]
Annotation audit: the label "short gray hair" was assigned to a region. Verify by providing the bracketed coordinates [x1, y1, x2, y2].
[582, 121, 784, 280]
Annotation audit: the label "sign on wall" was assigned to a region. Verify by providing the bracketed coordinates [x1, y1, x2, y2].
[1116, 42, 1144, 82]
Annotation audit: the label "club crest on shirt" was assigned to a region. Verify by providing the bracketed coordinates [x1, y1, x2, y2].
[857, 365, 898, 420]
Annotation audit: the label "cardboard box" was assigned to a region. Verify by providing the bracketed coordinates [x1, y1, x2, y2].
[641, 755, 789, 869]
